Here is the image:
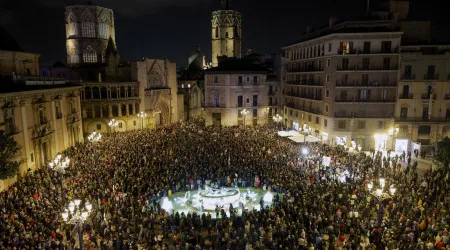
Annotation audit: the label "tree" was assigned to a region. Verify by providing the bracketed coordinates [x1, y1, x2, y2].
[0, 130, 20, 179]
[434, 137, 450, 172]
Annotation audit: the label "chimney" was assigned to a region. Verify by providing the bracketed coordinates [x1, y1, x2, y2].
[98, 72, 102, 83]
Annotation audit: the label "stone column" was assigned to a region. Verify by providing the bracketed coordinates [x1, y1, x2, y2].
[108, 105, 112, 117]
[99, 86, 102, 99]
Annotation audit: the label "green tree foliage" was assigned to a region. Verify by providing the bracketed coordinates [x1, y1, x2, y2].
[0, 130, 20, 179]
[434, 137, 450, 172]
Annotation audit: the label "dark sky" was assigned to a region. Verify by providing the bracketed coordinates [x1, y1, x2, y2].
[0, 0, 447, 68]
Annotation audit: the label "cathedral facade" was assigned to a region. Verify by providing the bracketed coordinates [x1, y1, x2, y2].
[211, 0, 242, 67]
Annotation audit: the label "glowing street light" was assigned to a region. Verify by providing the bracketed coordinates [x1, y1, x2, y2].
[62, 199, 92, 250]
[87, 131, 102, 142]
[241, 109, 250, 127]
[137, 111, 147, 129]
[49, 154, 70, 202]
[108, 119, 119, 133]
[301, 147, 309, 155]
[273, 114, 282, 129]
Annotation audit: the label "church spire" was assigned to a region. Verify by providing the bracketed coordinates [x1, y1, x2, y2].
[221, 0, 230, 10]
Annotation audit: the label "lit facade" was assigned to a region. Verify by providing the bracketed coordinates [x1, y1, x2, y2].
[204, 60, 269, 126]
[211, 0, 242, 67]
[0, 83, 82, 191]
[395, 45, 450, 151]
[283, 21, 402, 150]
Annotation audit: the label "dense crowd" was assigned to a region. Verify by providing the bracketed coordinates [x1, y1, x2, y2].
[1, 121, 449, 249]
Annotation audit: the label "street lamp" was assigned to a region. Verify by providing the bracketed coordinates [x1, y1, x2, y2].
[62, 199, 92, 250]
[301, 147, 309, 156]
[137, 111, 147, 129]
[273, 114, 282, 129]
[241, 109, 250, 127]
[108, 119, 119, 134]
[367, 178, 396, 224]
[49, 154, 70, 202]
[87, 131, 102, 142]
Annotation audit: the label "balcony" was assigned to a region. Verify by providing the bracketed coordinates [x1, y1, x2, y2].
[401, 74, 416, 80]
[285, 102, 321, 114]
[336, 65, 398, 71]
[287, 67, 324, 73]
[337, 47, 399, 55]
[285, 80, 323, 86]
[32, 123, 53, 139]
[421, 93, 437, 100]
[334, 112, 392, 118]
[398, 93, 413, 99]
[334, 96, 395, 103]
[204, 103, 227, 108]
[395, 117, 450, 123]
[285, 92, 322, 101]
[424, 74, 439, 80]
[335, 81, 396, 87]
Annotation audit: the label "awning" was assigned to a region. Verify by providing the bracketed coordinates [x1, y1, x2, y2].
[277, 130, 300, 137]
[288, 134, 321, 143]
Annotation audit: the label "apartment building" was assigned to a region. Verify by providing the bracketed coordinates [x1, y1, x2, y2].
[395, 45, 450, 152]
[283, 21, 402, 150]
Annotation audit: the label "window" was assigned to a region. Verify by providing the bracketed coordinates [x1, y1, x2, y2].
[98, 22, 109, 39]
[362, 58, 369, 70]
[238, 76, 243, 84]
[213, 95, 220, 107]
[358, 121, 366, 129]
[341, 58, 349, 70]
[427, 65, 436, 77]
[324, 119, 327, 127]
[340, 42, 353, 54]
[96, 124, 102, 130]
[253, 109, 257, 118]
[400, 125, 408, 134]
[237, 96, 243, 107]
[55, 101, 61, 118]
[422, 107, 429, 120]
[215, 26, 218, 38]
[213, 75, 219, 83]
[381, 89, 388, 100]
[404, 65, 412, 77]
[325, 104, 329, 113]
[4, 108, 15, 134]
[246, 76, 250, 82]
[325, 89, 330, 98]
[133, 121, 137, 126]
[225, 32, 229, 38]
[39, 109, 46, 124]
[328, 43, 332, 52]
[418, 125, 431, 135]
[326, 74, 330, 83]
[381, 41, 392, 53]
[253, 76, 258, 84]
[338, 120, 346, 129]
[83, 45, 97, 63]
[378, 121, 385, 129]
[360, 89, 367, 100]
[446, 108, 450, 119]
[289, 109, 293, 116]
[82, 22, 96, 38]
[327, 58, 331, 67]
[30, 153, 34, 163]
[252, 95, 258, 106]
[363, 41, 371, 53]
[315, 117, 320, 124]
[67, 23, 78, 37]
[383, 58, 390, 70]
[362, 74, 369, 85]
[400, 107, 408, 119]
[308, 114, 312, 122]
[118, 122, 122, 129]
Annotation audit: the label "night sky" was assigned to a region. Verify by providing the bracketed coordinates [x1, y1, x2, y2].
[0, 0, 447, 68]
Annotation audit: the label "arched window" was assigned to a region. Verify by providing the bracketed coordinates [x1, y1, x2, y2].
[215, 26, 219, 38]
[67, 22, 78, 37]
[83, 46, 97, 63]
[97, 22, 109, 39]
[82, 22, 96, 38]
[121, 104, 127, 116]
[225, 32, 229, 38]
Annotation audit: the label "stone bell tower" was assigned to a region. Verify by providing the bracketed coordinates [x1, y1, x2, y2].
[211, 0, 242, 67]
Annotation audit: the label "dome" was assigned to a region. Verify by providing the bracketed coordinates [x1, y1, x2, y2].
[0, 25, 24, 52]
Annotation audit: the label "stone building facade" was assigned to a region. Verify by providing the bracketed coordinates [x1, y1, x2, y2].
[65, 4, 115, 66]
[211, 0, 242, 67]
[395, 45, 450, 152]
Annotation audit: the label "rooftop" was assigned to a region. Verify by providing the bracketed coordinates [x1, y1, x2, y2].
[205, 58, 269, 73]
[0, 75, 81, 94]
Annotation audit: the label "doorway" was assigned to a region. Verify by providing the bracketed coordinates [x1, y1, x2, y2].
[212, 113, 221, 126]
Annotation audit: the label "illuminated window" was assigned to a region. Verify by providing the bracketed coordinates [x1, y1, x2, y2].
[340, 41, 353, 54]
[82, 22, 96, 38]
[68, 23, 78, 37]
[98, 23, 109, 39]
[83, 46, 97, 63]
[70, 54, 79, 64]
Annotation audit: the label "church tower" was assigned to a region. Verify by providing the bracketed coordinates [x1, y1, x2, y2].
[211, 0, 242, 67]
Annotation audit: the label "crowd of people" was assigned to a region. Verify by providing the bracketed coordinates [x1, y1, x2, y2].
[1, 121, 449, 249]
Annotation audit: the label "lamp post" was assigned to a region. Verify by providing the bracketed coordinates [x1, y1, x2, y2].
[49, 154, 70, 203]
[87, 131, 102, 142]
[241, 109, 250, 127]
[388, 127, 399, 154]
[62, 199, 92, 250]
[367, 178, 396, 225]
[273, 114, 282, 130]
[181, 83, 191, 121]
[108, 119, 118, 134]
[137, 111, 147, 129]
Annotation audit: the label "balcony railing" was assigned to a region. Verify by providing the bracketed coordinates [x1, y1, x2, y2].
[287, 67, 324, 73]
[424, 74, 439, 80]
[395, 117, 450, 123]
[334, 112, 392, 118]
[421, 93, 437, 100]
[337, 48, 399, 55]
[401, 74, 416, 80]
[286, 92, 322, 101]
[286, 80, 323, 86]
[285, 102, 321, 114]
[204, 103, 227, 108]
[334, 97, 395, 103]
[335, 81, 396, 87]
[336, 65, 398, 71]
[398, 93, 413, 99]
